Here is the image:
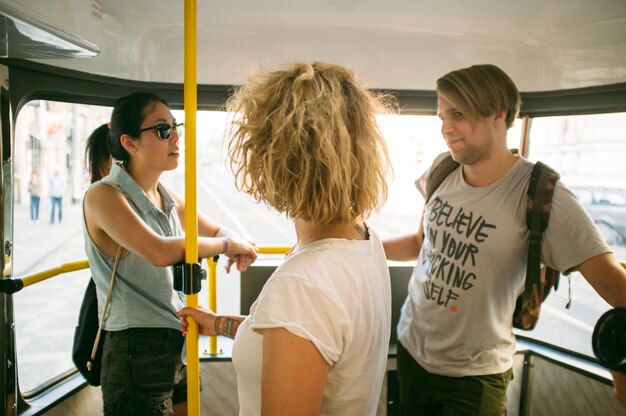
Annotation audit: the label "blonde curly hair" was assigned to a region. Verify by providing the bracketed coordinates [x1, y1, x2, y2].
[226, 62, 394, 224]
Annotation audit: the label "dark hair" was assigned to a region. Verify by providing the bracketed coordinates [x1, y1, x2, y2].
[84, 92, 169, 182]
[85, 123, 112, 182]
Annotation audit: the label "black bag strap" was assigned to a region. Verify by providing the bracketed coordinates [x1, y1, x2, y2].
[524, 161, 560, 310]
[89, 245, 123, 370]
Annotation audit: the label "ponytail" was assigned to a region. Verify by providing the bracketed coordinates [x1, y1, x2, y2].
[85, 123, 113, 183]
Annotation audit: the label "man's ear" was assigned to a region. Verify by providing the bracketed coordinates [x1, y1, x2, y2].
[492, 109, 507, 126]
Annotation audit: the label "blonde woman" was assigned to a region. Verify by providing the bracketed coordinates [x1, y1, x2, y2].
[178, 62, 395, 415]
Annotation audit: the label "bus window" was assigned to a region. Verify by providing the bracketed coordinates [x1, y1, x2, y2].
[371, 113, 520, 237]
[162, 111, 449, 314]
[10, 101, 530, 391]
[13, 104, 449, 390]
[525, 112, 626, 358]
[13, 100, 110, 392]
[165, 111, 452, 243]
[369, 114, 448, 236]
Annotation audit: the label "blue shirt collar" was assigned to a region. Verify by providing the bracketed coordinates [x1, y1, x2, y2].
[106, 164, 177, 215]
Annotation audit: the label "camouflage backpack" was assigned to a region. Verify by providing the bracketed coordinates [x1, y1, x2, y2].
[425, 152, 561, 330]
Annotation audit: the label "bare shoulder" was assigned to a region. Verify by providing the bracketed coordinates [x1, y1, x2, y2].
[86, 181, 118, 198]
[84, 182, 125, 209]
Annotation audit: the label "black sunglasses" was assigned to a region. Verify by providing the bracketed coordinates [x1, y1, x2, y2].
[137, 122, 184, 140]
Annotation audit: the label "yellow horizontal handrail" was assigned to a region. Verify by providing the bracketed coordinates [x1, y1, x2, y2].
[12, 247, 292, 290]
[10, 254, 624, 291]
[20, 260, 90, 288]
[258, 246, 291, 255]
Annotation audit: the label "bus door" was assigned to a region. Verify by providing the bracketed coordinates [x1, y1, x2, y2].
[0, 62, 17, 416]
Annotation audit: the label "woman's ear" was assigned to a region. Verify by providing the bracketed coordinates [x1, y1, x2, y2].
[120, 134, 136, 153]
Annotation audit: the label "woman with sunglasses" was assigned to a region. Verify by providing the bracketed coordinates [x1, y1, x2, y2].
[178, 62, 394, 415]
[83, 92, 257, 416]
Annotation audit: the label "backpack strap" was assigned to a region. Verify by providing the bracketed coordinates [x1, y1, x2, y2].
[524, 161, 560, 311]
[425, 152, 460, 201]
[425, 150, 520, 201]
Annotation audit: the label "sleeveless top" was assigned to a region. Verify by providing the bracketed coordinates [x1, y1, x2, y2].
[82, 164, 185, 331]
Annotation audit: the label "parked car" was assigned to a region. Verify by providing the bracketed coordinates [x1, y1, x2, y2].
[570, 186, 626, 245]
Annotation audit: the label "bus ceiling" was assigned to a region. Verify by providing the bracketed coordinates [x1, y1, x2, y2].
[0, 1, 100, 59]
[2, 60, 624, 120]
[0, 0, 625, 115]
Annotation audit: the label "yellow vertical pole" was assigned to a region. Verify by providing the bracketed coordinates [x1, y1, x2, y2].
[208, 257, 218, 354]
[184, 0, 200, 415]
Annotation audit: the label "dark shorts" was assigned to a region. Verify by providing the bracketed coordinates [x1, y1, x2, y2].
[397, 342, 512, 416]
[100, 327, 187, 416]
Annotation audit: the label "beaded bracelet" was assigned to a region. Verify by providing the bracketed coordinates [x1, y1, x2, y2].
[214, 316, 222, 335]
[221, 238, 228, 254]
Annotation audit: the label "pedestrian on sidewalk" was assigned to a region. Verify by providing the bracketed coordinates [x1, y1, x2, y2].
[28, 170, 41, 223]
[49, 169, 64, 224]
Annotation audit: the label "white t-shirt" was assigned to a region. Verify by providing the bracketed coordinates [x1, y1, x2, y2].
[397, 155, 610, 377]
[49, 173, 65, 197]
[232, 230, 391, 416]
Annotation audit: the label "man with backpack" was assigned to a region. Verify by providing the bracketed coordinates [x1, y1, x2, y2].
[382, 64, 626, 415]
